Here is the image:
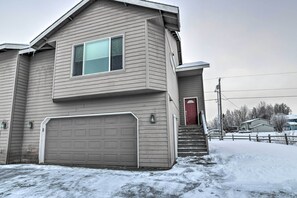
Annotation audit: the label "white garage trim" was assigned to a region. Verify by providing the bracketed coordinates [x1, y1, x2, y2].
[39, 112, 139, 168]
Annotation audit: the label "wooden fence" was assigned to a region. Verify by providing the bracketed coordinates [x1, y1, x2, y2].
[208, 133, 297, 146]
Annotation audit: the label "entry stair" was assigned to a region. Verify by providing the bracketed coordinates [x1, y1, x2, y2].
[178, 126, 209, 157]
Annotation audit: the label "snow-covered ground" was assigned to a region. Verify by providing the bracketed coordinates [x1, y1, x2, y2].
[1, 141, 297, 198]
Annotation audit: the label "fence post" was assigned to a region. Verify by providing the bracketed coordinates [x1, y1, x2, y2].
[249, 134, 251, 141]
[232, 134, 234, 141]
[256, 134, 259, 142]
[268, 134, 271, 143]
[285, 134, 289, 145]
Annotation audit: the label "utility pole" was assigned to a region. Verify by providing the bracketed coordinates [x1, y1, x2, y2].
[218, 78, 223, 140]
[215, 78, 223, 140]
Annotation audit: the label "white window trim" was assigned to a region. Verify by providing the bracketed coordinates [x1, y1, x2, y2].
[71, 34, 124, 77]
[39, 112, 140, 168]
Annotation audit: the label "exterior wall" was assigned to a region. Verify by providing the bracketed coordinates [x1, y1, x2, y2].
[8, 55, 30, 163]
[46, 0, 164, 101]
[22, 49, 171, 168]
[0, 51, 18, 164]
[165, 30, 180, 165]
[178, 73, 205, 126]
[250, 119, 269, 127]
[251, 125, 275, 132]
[147, 19, 166, 91]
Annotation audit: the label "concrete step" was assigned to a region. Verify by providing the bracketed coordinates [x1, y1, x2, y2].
[178, 144, 207, 148]
[178, 131, 205, 135]
[178, 147, 207, 151]
[178, 152, 208, 157]
[178, 135, 207, 140]
[177, 140, 206, 145]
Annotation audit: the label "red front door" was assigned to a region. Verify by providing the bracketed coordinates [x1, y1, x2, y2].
[185, 98, 198, 125]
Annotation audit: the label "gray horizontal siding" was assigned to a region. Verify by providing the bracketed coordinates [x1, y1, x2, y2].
[46, 0, 162, 100]
[0, 51, 18, 164]
[165, 30, 180, 165]
[147, 20, 166, 90]
[8, 55, 30, 163]
[22, 50, 170, 168]
[178, 74, 205, 126]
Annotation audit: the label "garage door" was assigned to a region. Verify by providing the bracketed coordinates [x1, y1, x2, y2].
[45, 114, 137, 167]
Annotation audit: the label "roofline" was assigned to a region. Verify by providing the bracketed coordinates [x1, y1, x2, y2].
[19, 48, 36, 55]
[0, 43, 29, 50]
[176, 63, 210, 72]
[30, 0, 179, 48]
[30, 0, 90, 47]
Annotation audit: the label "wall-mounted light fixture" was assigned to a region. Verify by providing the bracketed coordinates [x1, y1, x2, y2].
[150, 114, 156, 124]
[0, 121, 7, 130]
[27, 121, 34, 129]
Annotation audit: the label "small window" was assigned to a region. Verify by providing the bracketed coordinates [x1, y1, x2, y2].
[73, 45, 83, 76]
[72, 36, 123, 76]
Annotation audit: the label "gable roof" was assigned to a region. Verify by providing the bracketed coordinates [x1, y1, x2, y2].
[30, 0, 180, 49]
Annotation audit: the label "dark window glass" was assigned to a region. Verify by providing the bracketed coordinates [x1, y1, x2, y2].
[111, 36, 123, 71]
[73, 45, 83, 76]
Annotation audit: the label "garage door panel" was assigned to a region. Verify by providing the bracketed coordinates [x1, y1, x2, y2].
[89, 129, 103, 136]
[45, 114, 137, 167]
[104, 128, 118, 136]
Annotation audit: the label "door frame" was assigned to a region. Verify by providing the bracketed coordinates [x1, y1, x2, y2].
[183, 97, 199, 126]
[39, 112, 139, 168]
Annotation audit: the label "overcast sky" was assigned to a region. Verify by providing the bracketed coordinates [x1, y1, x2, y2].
[1, 0, 297, 120]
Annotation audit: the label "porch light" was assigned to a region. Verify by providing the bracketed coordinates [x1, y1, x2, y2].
[150, 114, 156, 124]
[28, 121, 34, 129]
[0, 121, 7, 129]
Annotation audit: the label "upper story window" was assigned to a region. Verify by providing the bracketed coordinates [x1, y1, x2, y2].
[73, 36, 123, 76]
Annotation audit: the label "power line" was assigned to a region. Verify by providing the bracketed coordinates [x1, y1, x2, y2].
[221, 93, 239, 108]
[204, 71, 297, 81]
[205, 87, 297, 93]
[205, 95, 297, 101]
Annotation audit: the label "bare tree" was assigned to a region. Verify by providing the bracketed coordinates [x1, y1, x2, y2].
[271, 114, 287, 132]
[208, 117, 219, 129]
[250, 101, 274, 120]
[274, 103, 292, 115]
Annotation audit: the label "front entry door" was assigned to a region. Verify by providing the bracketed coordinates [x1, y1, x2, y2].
[185, 98, 198, 125]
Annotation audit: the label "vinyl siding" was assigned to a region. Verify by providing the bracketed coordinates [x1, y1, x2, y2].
[22, 50, 170, 168]
[8, 55, 30, 163]
[0, 51, 18, 164]
[147, 19, 166, 90]
[46, 0, 163, 101]
[178, 73, 205, 126]
[165, 30, 180, 165]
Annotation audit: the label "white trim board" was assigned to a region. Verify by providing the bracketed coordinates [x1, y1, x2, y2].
[30, 0, 179, 48]
[39, 112, 140, 168]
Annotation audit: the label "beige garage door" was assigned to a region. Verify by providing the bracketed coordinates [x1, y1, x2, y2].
[45, 114, 137, 167]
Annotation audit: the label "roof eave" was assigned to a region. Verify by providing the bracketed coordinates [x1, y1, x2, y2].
[0, 43, 29, 51]
[30, 0, 180, 49]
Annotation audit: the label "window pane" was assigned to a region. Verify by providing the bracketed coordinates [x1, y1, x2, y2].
[84, 39, 109, 74]
[111, 36, 123, 71]
[73, 45, 83, 76]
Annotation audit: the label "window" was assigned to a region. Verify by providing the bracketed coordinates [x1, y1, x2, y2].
[73, 36, 123, 76]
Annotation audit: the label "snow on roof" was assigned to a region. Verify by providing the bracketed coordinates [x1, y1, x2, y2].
[286, 115, 297, 119]
[287, 122, 297, 126]
[176, 61, 210, 72]
[30, 0, 180, 49]
[0, 43, 29, 51]
[241, 118, 261, 124]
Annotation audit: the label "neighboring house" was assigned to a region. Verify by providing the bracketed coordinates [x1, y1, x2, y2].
[284, 115, 297, 131]
[0, 0, 208, 168]
[240, 118, 275, 132]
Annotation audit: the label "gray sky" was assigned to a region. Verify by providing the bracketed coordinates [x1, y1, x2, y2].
[1, 0, 297, 120]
